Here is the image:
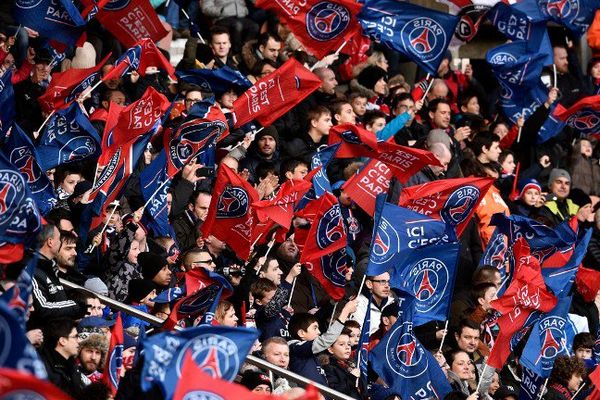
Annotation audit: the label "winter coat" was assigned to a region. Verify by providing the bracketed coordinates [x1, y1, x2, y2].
[322, 356, 361, 399]
[38, 346, 90, 397]
[104, 222, 142, 302]
[570, 140, 600, 195]
[200, 0, 249, 19]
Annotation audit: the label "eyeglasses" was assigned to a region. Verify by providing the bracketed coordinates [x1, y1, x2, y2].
[185, 98, 201, 104]
[370, 279, 390, 285]
[67, 334, 79, 340]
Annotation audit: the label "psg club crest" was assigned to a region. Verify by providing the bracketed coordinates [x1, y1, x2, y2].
[536, 315, 572, 373]
[9, 147, 49, 194]
[108, 344, 124, 388]
[216, 186, 249, 219]
[175, 334, 240, 380]
[408, 258, 449, 313]
[321, 248, 348, 287]
[540, 0, 579, 20]
[169, 120, 227, 170]
[371, 218, 400, 265]
[58, 136, 98, 165]
[15, 0, 44, 10]
[401, 18, 447, 62]
[178, 285, 220, 316]
[566, 111, 600, 133]
[103, 0, 132, 12]
[182, 392, 225, 400]
[306, 1, 351, 42]
[65, 73, 99, 103]
[385, 322, 428, 378]
[0, 169, 26, 226]
[316, 205, 345, 249]
[440, 186, 480, 226]
[488, 52, 518, 66]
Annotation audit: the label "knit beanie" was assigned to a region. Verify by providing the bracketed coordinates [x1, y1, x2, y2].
[255, 126, 279, 147]
[123, 333, 137, 350]
[549, 168, 571, 185]
[126, 279, 156, 303]
[569, 188, 592, 207]
[138, 252, 168, 280]
[71, 42, 97, 69]
[357, 65, 387, 91]
[518, 178, 542, 199]
[84, 277, 109, 297]
[240, 370, 273, 391]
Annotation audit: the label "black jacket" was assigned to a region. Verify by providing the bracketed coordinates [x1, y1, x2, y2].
[29, 256, 86, 329]
[281, 132, 328, 165]
[322, 356, 361, 399]
[38, 346, 89, 397]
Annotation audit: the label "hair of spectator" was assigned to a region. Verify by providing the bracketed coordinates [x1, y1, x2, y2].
[209, 26, 230, 41]
[427, 98, 451, 114]
[307, 105, 331, 123]
[280, 158, 308, 178]
[250, 278, 278, 301]
[572, 332, 595, 351]
[363, 110, 387, 128]
[455, 318, 480, 337]
[37, 222, 58, 249]
[263, 336, 289, 351]
[470, 133, 500, 157]
[469, 282, 496, 305]
[257, 31, 282, 48]
[42, 317, 77, 349]
[255, 161, 279, 181]
[251, 58, 278, 77]
[288, 312, 320, 340]
[549, 356, 587, 386]
[472, 265, 501, 285]
[215, 300, 235, 323]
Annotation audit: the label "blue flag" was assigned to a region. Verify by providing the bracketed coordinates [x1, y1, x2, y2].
[538, 0, 600, 36]
[542, 228, 591, 296]
[0, 70, 15, 137]
[37, 103, 101, 171]
[358, 0, 460, 75]
[140, 150, 172, 237]
[176, 67, 252, 95]
[479, 227, 512, 295]
[366, 195, 456, 278]
[519, 366, 547, 400]
[594, 322, 600, 364]
[0, 300, 47, 379]
[153, 286, 185, 304]
[520, 296, 576, 377]
[0, 253, 38, 330]
[311, 143, 340, 198]
[13, 0, 86, 47]
[0, 152, 43, 245]
[141, 325, 259, 398]
[357, 294, 371, 391]
[1, 124, 56, 215]
[370, 293, 452, 399]
[538, 104, 567, 144]
[486, 40, 548, 123]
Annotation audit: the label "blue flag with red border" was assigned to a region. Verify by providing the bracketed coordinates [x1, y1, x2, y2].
[176, 67, 252, 95]
[358, 0, 460, 75]
[141, 325, 258, 399]
[37, 102, 101, 171]
[370, 293, 452, 399]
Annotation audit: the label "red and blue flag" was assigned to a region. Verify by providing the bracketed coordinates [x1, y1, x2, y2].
[176, 66, 252, 95]
[140, 150, 172, 238]
[103, 312, 124, 395]
[556, 94, 600, 137]
[0, 368, 69, 399]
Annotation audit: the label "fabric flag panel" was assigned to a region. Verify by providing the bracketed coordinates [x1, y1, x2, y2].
[300, 193, 347, 263]
[342, 159, 393, 216]
[0, 253, 37, 330]
[398, 177, 494, 237]
[163, 284, 223, 330]
[255, 0, 362, 60]
[375, 141, 441, 183]
[233, 58, 322, 128]
[37, 102, 101, 171]
[575, 265, 600, 302]
[358, 0, 460, 75]
[370, 294, 452, 399]
[304, 246, 349, 301]
[519, 366, 547, 400]
[140, 150, 172, 237]
[201, 164, 259, 260]
[0, 70, 15, 135]
[0, 368, 70, 399]
[253, 178, 313, 229]
[538, 0, 600, 36]
[102, 38, 176, 82]
[537, 104, 567, 144]
[81, 0, 168, 48]
[328, 123, 378, 158]
[103, 313, 124, 395]
[176, 66, 252, 95]
[185, 268, 233, 297]
[556, 94, 600, 137]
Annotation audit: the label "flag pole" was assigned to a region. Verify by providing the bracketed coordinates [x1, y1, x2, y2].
[552, 64, 558, 89]
[141, 178, 171, 210]
[9, 25, 22, 50]
[287, 277, 297, 308]
[309, 40, 348, 72]
[438, 320, 449, 353]
[356, 274, 367, 297]
[256, 237, 277, 275]
[475, 362, 488, 393]
[572, 382, 586, 398]
[33, 110, 56, 139]
[86, 201, 120, 254]
[537, 378, 549, 400]
[421, 74, 434, 101]
[78, 78, 105, 102]
[180, 9, 206, 44]
[328, 302, 338, 328]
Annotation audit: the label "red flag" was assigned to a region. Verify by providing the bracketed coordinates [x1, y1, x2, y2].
[575, 266, 600, 302]
[82, 0, 168, 48]
[255, 0, 361, 60]
[398, 177, 495, 237]
[102, 101, 126, 149]
[0, 368, 71, 399]
[487, 239, 557, 369]
[589, 366, 600, 400]
[201, 164, 259, 260]
[339, 31, 371, 81]
[342, 159, 392, 216]
[375, 141, 441, 183]
[185, 268, 232, 297]
[233, 58, 321, 128]
[38, 53, 112, 113]
[103, 38, 176, 82]
[299, 193, 347, 263]
[111, 86, 169, 145]
[328, 124, 378, 158]
[556, 94, 600, 137]
[304, 247, 348, 302]
[103, 313, 124, 395]
[0, 243, 24, 264]
[252, 179, 313, 229]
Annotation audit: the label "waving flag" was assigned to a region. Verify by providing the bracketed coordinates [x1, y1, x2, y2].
[2, 124, 56, 215]
[311, 143, 340, 197]
[139, 150, 172, 238]
[538, 103, 567, 144]
[556, 94, 600, 137]
[486, 40, 548, 123]
[0, 70, 15, 135]
[255, 0, 362, 60]
[103, 38, 176, 82]
[176, 66, 252, 95]
[520, 296, 576, 377]
[370, 294, 452, 399]
[163, 284, 223, 330]
[0, 301, 47, 378]
[253, 178, 313, 228]
[305, 246, 349, 301]
[367, 195, 456, 278]
[520, 367, 547, 400]
[154, 287, 185, 304]
[358, 0, 460, 75]
[13, 0, 86, 47]
[538, 0, 600, 36]
[300, 193, 347, 263]
[0, 368, 69, 399]
[357, 294, 371, 393]
[141, 325, 259, 398]
[38, 53, 111, 114]
[575, 265, 600, 302]
[328, 124, 378, 158]
[398, 177, 494, 237]
[103, 313, 124, 395]
[480, 227, 512, 295]
[37, 103, 101, 171]
[376, 141, 440, 183]
[0, 254, 37, 330]
[201, 164, 259, 260]
[0, 153, 42, 245]
[185, 268, 233, 297]
[342, 159, 393, 216]
[487, 239, 558, 369]
[233, 58, 321, 128]
[165, 99, 228, 178]
[81, 0, 168, 48]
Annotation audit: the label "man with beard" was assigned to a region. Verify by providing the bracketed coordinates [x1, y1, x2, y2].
[56, 231, 86, 286]
[77, 333, 108, 383]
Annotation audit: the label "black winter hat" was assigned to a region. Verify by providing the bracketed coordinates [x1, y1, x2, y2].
[255, 125, 279, 147]
[138, 252, 168, 280]
[240, 370, 272, 391]
[357, 65, 387, 91]
[126, 279, 156, 303]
